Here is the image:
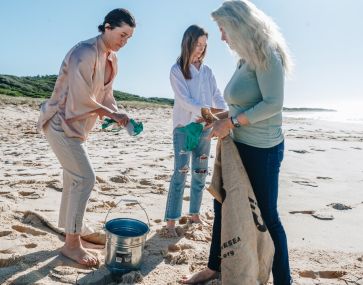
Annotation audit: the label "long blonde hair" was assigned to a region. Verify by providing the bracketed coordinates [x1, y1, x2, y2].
[211, 0, 292, 73]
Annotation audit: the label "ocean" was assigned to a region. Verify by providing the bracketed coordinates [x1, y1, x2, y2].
[283, 110, 363, 124]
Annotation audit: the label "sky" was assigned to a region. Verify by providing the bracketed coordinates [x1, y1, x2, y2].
[0, 0, 362, 111]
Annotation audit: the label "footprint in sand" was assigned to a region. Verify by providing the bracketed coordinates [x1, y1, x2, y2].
[19, 190, 42, 199]
[12, 225, 47, 236]
[150, 187, 166, 194]
[289, 210, 316, 215]
[116, 270, 143, 284]
[0, 200, 11, 212]
[168, 244, 181, 252]
[299, 270, 346, 279]
[184, 227, 212, 242]
[9, 179, 37, 187]
[158, 226, 181, 238]
[310, 148, 326, 152]
[289, 210, 334, 220]
[173, 222, 212, 242]
[292, 180, 318, 188]
[139, 179, 153, 186]
[327, 203, 352, 210]
[154, 174, 169, 180]
[205, 211, 214, 220]
[0, 230, 12, 237]
[167, 243, 195, 252]
[24, 243, 37, 249]
[289, 149, 310, 154]
[110, 175, 134, 183]
[96, 175, 107, 184]
[316, 176, 332, 180]
[100, 184, 116, 191]
[46, 180, 63, 192]
[165, 250, 192, 265]
[49, 269, 78, 284]
[0, 249, 14, 254]
[0, 254, 22, 268]
[311, 213, 334, 220]
[22, 161, 44, 167]
[17, 172, 46, 176]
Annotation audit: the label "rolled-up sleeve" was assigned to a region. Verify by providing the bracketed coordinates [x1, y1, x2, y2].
[170, 66, 203, 114]
[65, 45, 115, 121]
[244, 53, 284, 124]
[102, 87, 118, 113]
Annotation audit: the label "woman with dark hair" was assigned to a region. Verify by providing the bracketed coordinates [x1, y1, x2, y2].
[164, 25, 227, 237]
[182, 0, 293, 284]
[37, 8, 136, 266]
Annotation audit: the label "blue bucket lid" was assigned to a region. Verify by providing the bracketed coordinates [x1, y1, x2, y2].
[105, 218, 149, 237]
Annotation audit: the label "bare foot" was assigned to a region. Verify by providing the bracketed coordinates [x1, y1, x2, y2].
[60, 244, 99, 267]
[189, 215, 203, 224]
[166, 220, 178, 238]
[180, 268, 219, 284]
[61, 234, 99, 267]
[165, 227, 178, 238]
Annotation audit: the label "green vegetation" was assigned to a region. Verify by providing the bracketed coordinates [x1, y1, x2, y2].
[0, 74, 174, 106]
[0, 75, 56, 98]
[0, 74, 337, 112]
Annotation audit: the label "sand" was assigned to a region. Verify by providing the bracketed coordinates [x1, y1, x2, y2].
[0, 99, 362, 285]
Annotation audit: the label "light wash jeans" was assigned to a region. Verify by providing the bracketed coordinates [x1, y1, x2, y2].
[164, 127, 211, 220]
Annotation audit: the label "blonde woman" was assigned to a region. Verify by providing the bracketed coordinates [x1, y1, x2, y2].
[182, 1, 293, 284]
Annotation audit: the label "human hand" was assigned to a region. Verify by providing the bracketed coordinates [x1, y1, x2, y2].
[195, 116, 213, 129]
[207, 118, 234, 140]
[195, 116, 205, 124]
[111, 112, 129, 127]
[210, 107, 224, 114]
[201, 107, 219, 125]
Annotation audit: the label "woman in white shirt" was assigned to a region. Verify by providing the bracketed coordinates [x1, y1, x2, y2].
[164, 25, 227, 237]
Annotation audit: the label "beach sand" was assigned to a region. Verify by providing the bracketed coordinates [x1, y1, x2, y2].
[0, 98, 362, 285]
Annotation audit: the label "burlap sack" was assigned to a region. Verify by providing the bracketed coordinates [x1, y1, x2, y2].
[208, 136, 274, 285]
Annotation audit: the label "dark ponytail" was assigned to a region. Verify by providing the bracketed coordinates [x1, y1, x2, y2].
[98, 8, 136, 33]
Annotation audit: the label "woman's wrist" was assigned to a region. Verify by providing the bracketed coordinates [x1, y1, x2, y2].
[235, 113, 250, 126]
[109, 111, 117, 120]
[227, 117, 235, 129]
[216, 111, 229, 119]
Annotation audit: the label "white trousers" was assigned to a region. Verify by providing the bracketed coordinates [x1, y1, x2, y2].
[44, 115, 95, 234]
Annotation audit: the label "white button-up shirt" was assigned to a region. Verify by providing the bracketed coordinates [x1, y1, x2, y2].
[170, 63, 227, 129]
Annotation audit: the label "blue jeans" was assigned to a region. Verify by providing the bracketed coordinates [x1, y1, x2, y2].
[208, 140, 292, 285]
[164, 127, 211, 220]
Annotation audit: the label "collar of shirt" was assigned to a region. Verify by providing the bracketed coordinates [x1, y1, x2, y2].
[96, 35, 117, 88]
[97, 35, 117, 63]
[190, 63, 204, 75]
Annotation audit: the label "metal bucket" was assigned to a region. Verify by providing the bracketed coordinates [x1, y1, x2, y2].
[104, 199, 150, 275]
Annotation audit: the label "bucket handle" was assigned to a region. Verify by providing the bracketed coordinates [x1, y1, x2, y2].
[104, 198, 151, 228]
